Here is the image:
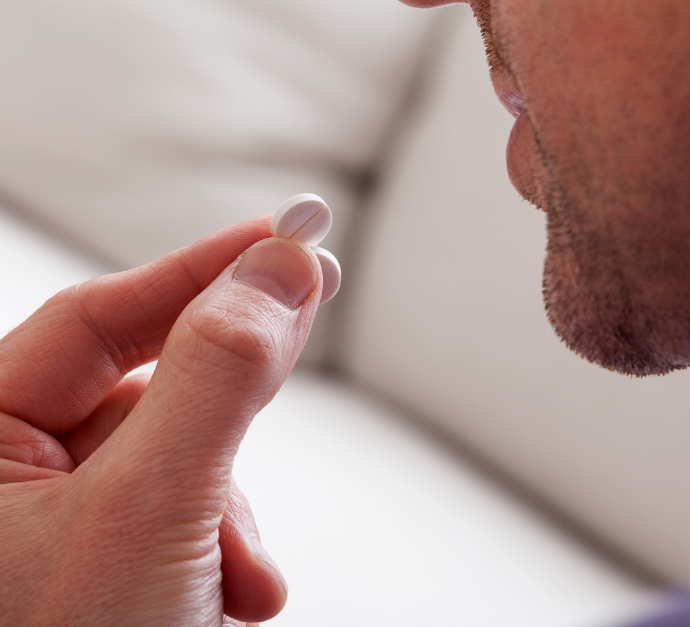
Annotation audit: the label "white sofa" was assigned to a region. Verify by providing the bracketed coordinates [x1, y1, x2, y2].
[1, 1, 688, 625]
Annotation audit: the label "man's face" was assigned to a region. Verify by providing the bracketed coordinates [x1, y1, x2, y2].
[405, 0, 690, 376]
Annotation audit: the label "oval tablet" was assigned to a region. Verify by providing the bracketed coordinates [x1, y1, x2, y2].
[271, 193, 332, 246]
[312, 246, 341, 304]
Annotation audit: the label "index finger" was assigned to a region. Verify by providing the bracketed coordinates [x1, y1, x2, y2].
[0, 216, 271, 433]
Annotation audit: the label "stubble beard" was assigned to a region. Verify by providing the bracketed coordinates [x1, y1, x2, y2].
[474, 2, 689, 376]
[539, 146, 687, 377]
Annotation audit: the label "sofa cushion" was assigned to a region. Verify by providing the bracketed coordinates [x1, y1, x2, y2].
[238, 371, 655, 626]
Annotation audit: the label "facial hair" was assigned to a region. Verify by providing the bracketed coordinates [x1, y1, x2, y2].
[472, 2, 689, 376]
[540, 167, 685, 376]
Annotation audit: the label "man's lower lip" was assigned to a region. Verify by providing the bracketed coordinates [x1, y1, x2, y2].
[506, 110, 536, 203]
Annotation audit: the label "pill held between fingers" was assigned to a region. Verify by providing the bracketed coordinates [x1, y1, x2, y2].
[312, 246, 341, 304]
[271, 193, 332, 246]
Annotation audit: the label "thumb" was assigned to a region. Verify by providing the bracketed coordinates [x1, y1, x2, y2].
[87, 237, 320, 520]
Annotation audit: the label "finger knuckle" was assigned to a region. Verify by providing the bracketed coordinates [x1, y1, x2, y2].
[181, 302, 280, 372]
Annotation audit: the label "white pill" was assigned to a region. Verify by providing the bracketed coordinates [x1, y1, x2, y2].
[271, 193, 332, 246]
[312, 246, 341, 304]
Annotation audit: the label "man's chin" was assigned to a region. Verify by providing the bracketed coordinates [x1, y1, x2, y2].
[505, 96, 690, 376]
[542, 246, 689, 377]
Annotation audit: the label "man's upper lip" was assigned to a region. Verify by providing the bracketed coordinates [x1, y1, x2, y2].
[493, 70, 525, 119]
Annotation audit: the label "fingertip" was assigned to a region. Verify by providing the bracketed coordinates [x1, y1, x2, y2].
[221, 532, 288, 623]
[220, 481, 287, 622]
[249, 535, 289, 601]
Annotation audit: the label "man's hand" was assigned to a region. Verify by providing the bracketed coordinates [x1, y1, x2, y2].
[0, 216, 322, 626]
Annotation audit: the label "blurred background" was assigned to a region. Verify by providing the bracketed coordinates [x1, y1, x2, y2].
[1, 0, 690, 625]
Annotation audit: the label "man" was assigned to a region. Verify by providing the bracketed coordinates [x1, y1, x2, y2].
[0, 1, 688, 626]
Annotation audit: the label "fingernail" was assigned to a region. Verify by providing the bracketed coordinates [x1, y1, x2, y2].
[250, 536, 288, 592]
[235, 239, 316, 309]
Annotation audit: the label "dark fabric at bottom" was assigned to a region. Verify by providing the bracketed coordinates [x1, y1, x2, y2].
[619, 593, 690, 627]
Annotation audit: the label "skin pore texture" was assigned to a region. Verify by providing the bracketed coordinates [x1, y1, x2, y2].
[404, 0, 690, 375]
